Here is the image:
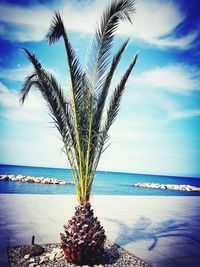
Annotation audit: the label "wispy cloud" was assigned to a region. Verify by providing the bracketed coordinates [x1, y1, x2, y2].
[147, 31, 199, 49]
[134, 64, 200, 93]
[0, 65, 32, 81]
[129, 0, 199, 49]
[0, 0, 198, 49]
[171, 109, 200, 119]
[0, 64, 68, 97]
[0, 82, 47, 122]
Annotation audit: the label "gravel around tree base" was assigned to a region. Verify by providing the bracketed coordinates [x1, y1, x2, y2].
[8, 240, 152, 267]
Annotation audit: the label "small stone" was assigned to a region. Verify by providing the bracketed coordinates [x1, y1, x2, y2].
[29, 264, 35, 267]
[39, 256, 47, 264]
[59, 181, 66, 185]
[29, 258, 35, 263]
[49, 253, 55, 261]
[24, 254, 30, 260]
[52, 248, 62, 253]
[55, 252, 63, 259]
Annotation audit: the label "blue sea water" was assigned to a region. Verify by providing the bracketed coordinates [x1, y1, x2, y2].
[0, 164, 200, 196]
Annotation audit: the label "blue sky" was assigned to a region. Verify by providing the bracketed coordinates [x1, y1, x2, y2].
[0, 0, 200, 177]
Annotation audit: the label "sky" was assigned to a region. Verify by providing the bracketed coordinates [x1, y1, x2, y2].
[0, 0, 200, 177]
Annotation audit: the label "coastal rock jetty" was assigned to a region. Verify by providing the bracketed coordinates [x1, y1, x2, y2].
[0, 174, 70, 185]
[131, 183, 200, 192]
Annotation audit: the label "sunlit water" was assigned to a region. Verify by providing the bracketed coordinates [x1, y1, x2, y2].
[0, 164, 200, 196]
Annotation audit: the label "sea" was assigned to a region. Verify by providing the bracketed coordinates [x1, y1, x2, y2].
[0, 164, 200, 196]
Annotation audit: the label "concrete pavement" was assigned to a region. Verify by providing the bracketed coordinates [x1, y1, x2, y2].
[0, 195, 200, 267]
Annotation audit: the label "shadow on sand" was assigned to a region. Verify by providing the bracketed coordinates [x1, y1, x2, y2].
[106, 216, 200, 251]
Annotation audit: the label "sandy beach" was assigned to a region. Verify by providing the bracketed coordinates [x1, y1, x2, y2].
[0, 195, 200, 267]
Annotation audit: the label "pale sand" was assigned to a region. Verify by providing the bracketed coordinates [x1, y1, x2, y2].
[0, 195, 200, 267]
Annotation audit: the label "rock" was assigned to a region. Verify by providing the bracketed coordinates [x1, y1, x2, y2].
[55, 252, 63, 259]
[0, 175, 9, 180]
[21, 244, 44, 257]
[29, 258, 35, 263]
[24, 254, 30, 260]
[52, 248, 62, 253]
[1, 174, 70, 185]
[16, 175, 23, 179]
[29, 264, 35, 267]
[130, 183, 200, 192]
[49, 253, 56, 261]
[59, 181, 66, 185]
[39, 256, 48, 264]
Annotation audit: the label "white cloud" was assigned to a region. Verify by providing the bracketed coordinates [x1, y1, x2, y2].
[0, 65, 33, 81]
[0, 64, 64, 85]
[0, 4, 52, 42]
[171, 109, 200, 119]
[0, 81, 9, 93]
[129, 0, 198, 48]
[0, 82, 47, 122]
[134, 64, 200, 93]
[147, 31, 199, 49]
[0, 0, 198, 49]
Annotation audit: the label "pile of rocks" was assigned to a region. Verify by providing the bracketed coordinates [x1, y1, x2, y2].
[23, 247, 64, 266]
[8, 241, 152, 267]
[0, 174, 69, 185]
[131, 183, 200, 192]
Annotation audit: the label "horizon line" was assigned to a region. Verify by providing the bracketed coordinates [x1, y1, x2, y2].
[0, 162, 199, 179]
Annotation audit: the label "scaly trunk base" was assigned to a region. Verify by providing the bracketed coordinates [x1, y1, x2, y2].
[60, 202, 106, 265]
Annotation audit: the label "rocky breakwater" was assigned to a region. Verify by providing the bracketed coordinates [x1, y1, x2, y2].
[131, 183, 200, 192]
[0, 174, 69, 185]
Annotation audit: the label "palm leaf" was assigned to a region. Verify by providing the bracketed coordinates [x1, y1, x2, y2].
[87, 0, 135, 94]
[84, 0, 135, 197]
[20, 49, 80, 188]
[20, 73, 37, 104]
[46, 12, 90, 199]
[89, 39, 130, 170]
[105, 52, 138, 131]
[91, 52, 138, 178]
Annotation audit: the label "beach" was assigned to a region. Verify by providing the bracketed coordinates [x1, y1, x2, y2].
[0, 195, 200, 267]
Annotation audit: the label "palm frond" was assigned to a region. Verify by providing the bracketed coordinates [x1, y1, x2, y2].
[20, 49, 79, 180]
[104, 52, 138, 132]
[46, 12, 65, 45]
[90, 52, 138, 178]
[93, 39, 130, 135]
[20, 72, 37, 104]
[46, 13, 89, 197]
[87, 0, 135, 94]
[86, 39, 129, 179]
[46, 12, 85, 113]
[84, 0, 135, 193]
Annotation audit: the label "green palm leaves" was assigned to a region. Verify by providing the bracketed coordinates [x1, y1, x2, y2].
[20, 0, 138, 205]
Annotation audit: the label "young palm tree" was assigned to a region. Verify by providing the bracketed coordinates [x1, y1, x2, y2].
[20, 0, 138, 264]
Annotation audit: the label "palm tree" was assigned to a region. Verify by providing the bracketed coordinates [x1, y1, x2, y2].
[20, 0, 138, 264]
